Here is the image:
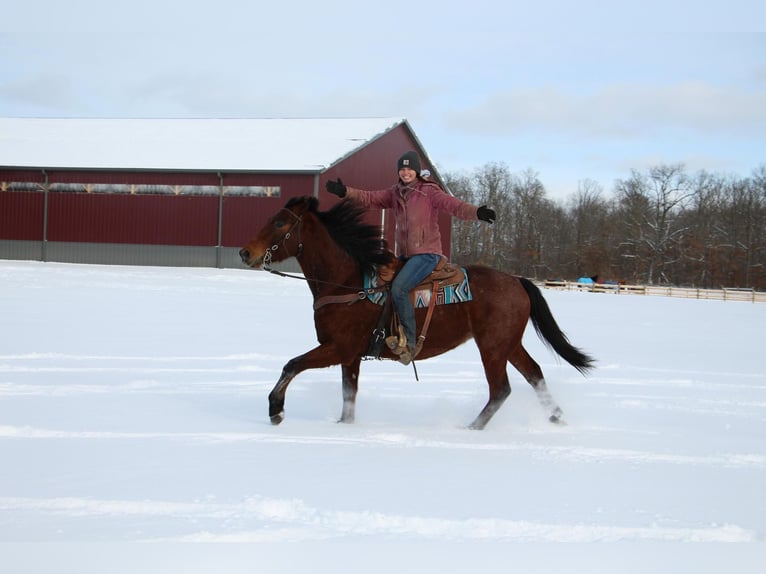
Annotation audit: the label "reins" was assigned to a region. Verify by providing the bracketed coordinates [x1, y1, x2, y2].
[261, 206, 388, 308]
[263, 265, 387, 309]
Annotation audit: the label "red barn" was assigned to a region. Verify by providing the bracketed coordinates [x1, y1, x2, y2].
[0, 117, 452, 269]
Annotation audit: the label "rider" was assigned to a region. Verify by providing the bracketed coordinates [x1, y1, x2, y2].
[325, 150, 496, 365]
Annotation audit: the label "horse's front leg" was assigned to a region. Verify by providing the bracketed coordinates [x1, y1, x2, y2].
[268, 343, 340, 425]
[339, 357, 361, 424]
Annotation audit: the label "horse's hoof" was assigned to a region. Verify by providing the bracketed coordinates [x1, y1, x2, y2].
[548, 407, 565, 425]
[270, 411, 285, 425]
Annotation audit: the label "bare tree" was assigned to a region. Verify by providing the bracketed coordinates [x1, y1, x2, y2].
[721, 168, 766, 286]
[444, 172, 479, 263]
[566, 179, 611, 279]
[676, 170, 729, 287]
[443, 162, 766, 290]
[472, 163, 516, 267]
[448, 163, 516, 269]
[614, 164, 695, 284]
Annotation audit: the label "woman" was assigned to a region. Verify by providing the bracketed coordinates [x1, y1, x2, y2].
[325, 150, 496, 365]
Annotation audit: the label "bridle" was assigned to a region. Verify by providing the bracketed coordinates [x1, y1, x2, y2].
[262, 207, 304, 271]
[259, 205, 389, 308]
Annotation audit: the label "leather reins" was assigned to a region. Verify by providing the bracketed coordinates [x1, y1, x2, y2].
[260, 207, 388, 308]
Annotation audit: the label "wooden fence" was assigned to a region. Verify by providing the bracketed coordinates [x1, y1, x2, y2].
[541, 280, 766, 303]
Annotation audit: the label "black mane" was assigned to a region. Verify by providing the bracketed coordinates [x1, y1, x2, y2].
[289, 196, 391, 274]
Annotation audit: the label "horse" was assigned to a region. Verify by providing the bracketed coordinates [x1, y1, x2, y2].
[239, 195, 594, 430]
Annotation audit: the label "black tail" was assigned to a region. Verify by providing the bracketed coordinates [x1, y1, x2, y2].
[518, 277, 595, 375]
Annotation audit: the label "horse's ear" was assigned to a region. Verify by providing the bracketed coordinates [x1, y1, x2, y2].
[285, 195, 319, 212]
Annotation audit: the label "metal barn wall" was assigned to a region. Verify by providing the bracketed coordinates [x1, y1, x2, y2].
[221, 173, 315, 248]
[0, 123, 452, 268]
[0, 190, 44, 241]
[48, 194, 219, 245]
[0, 169, 316, 269]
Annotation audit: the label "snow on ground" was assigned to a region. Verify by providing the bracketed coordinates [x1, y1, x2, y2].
[1, 261, 764, 572]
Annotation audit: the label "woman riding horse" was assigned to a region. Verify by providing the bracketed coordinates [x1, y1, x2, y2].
[325, 151, 495, 365]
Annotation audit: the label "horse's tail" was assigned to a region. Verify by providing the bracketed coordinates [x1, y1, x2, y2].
[518, 276, 595, 375]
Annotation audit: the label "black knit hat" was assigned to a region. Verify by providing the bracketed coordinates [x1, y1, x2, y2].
[397, 150, 421, 174]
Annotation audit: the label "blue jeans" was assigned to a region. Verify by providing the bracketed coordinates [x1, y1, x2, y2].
[391, 253, 440, 348]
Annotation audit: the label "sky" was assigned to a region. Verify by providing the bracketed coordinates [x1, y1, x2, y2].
[1, 260, 764, 572]
[1, 1, 765, 199]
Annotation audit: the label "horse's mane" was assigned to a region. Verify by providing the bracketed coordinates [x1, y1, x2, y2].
[287, 196, 392, 274]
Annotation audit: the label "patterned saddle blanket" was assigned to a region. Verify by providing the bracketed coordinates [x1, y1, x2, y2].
[364, 262, 473, 308]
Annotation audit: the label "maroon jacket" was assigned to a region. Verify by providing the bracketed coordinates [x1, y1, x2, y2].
[346, 179, 479, 258]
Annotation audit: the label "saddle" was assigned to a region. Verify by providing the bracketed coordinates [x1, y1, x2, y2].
[311, 255, 471, 364]
[376, 255, 466, 293]
[366, 256, 468, 364]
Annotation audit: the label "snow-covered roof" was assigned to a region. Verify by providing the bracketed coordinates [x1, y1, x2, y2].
[0, 117, 407, 172]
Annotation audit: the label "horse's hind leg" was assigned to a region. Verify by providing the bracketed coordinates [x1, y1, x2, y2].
[509, 345, 565, 424]
[339, 357, 361, 424]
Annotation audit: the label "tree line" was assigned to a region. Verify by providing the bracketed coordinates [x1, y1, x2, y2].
[445, 163, 766, 290]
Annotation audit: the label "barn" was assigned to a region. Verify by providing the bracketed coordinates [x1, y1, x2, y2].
[0, 117, 452, 269]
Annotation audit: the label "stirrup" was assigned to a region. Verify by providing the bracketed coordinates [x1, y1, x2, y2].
[397, 349, 413, 366]
[386, 325, 408, 355]
[385, 325, 423, 366]
[395, 337, 424, 366]
[386, 335, 403, 353]
[387, 338, 411, 363]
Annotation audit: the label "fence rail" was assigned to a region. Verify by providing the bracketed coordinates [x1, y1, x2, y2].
[541, 280, 766, 303]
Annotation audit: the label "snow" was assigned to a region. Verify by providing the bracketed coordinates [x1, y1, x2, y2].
[1, 260, 764, 573]
[0, 117, 405, 171]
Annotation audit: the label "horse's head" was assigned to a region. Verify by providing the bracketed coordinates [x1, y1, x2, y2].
[239, 196, 318, 269]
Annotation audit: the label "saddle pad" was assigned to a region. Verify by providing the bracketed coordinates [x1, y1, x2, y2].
[364, 267, 473, 308]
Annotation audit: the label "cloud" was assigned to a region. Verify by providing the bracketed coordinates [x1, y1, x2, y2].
[0, 74, 83, 113]
[443, 81, 766, 140]
[121, 70, 438, 119]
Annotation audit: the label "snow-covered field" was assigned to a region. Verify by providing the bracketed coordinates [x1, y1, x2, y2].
[1, 261, 764, 573]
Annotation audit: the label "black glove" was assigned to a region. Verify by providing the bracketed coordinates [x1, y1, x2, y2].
[477, 205, 496, 224]
[325, 178, 347, 198]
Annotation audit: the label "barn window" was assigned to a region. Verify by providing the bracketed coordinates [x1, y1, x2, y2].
[4, 181, 281, 197]
[181, 186, 220, 196]
[224, 185, 280, 197]
[50, 182, 88, 193]
[1, 181, 45, 192]
[91, 184, 131, 193]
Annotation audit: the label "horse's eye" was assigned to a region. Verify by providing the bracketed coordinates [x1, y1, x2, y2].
[273, 219, 286, 228]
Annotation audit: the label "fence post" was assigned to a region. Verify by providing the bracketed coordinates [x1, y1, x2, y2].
[216, 172, 224, 269]
[41, 169, 49, 262]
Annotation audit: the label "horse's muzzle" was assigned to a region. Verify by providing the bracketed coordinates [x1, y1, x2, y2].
[239, 248, 263, 268]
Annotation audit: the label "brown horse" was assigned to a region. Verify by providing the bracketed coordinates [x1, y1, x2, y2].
[239, 195, 594, 429]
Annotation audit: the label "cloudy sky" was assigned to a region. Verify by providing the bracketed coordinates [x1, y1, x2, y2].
[2, 1, 764, 199]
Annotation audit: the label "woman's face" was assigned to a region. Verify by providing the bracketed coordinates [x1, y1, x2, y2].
[399, 167, 418, 184]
